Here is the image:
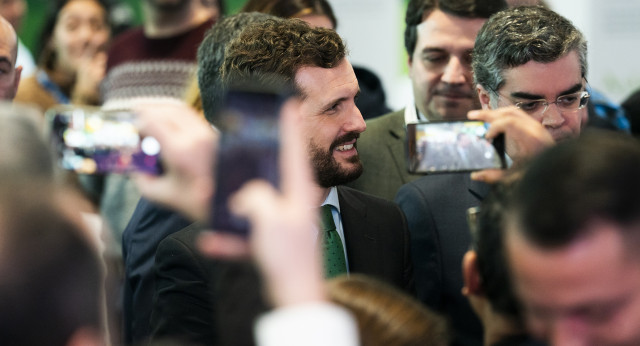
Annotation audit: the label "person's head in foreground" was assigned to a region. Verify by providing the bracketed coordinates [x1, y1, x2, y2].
[505, 131, 640, 345]
[328, 274, 449, 346]
[0, 179, 103, 346]
[464, 175, 547, 346]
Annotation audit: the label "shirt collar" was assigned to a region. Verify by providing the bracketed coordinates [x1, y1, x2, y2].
[404, 100, 428, 124]
[322, 186, 340, 213]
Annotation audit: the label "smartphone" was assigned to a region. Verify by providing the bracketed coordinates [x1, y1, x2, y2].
[406, 120, 506, 173]
[209, 84, 290, 236]
[45, 106, 162, 175]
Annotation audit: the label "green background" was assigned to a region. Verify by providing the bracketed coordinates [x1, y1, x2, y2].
[21, 0, 409, 56]
[20, 0, 249, 54]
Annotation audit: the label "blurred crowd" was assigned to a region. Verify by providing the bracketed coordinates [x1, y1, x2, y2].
[1, 0, 640, 346]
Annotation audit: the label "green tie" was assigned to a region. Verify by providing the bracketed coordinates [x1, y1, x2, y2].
[320, 205, 348, 278]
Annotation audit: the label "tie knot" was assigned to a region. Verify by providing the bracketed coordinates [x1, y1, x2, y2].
[319, 204, 336, 232]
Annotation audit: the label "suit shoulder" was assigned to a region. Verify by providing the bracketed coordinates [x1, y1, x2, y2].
[363, 109, 404, 134]
[161, 222, 205, 249]
[399, 172, 469, 195]
[339, 186, 403, 213]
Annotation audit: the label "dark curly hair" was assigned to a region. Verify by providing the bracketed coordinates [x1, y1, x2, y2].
[221, 18, 345, 96]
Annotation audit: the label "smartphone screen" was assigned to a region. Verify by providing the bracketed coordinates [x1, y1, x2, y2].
[46, 106, 162, 175]
[406, 120, 506, 173]
[209, 87, 287, 236]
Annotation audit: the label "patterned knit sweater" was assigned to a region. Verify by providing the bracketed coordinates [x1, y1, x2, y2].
[102, 18, 214, 109]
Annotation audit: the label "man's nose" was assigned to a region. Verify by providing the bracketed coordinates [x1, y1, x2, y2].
[441, 57, 468, 85]
[345, 103, 366, 134]
[541, 103, 566, 129]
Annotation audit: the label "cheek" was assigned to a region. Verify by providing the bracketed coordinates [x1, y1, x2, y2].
[93, 31, 110, 46]
[420, 65, 442, 90]
[410, 64, 438, 90]
[565, 110, 585, 131]
[579, 109, 588, 128]
[53, 32, 74, 55]
[525, 314, 549, 339]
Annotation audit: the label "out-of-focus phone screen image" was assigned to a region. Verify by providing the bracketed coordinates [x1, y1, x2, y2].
[406, 120, 506, 173]
[46, 106, 161, 175]
[210, 86, 288, 236]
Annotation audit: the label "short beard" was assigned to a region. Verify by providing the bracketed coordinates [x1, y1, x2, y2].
[309, 132, 363, 188]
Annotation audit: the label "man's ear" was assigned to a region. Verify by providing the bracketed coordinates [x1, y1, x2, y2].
[10, 65, 22, 100]
[407, 56, 414, 77]
[476, 84, 492, 110]
[462, 250, 483, 297]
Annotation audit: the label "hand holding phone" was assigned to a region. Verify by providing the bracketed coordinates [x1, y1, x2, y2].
[210, 83, 291, 236]
[406, 120, 506, 174]
[467, 107, 554, 167]
[46, 106, 162, 175]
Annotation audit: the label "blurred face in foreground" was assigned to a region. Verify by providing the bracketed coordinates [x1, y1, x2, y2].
[507, 220, 640, 346]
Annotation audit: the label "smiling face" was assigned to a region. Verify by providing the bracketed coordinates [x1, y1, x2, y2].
[480, 50, 586, 142]
[507, 220, 640, 346]
[295, 58, 366, 188]
[51, 0, 109, 75]
[408, 9, 485, 121]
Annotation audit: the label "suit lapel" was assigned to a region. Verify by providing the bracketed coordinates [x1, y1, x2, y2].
[337, 186, 378, 273]
[466, 174, 491, 201]
[385, 110, 412, 184]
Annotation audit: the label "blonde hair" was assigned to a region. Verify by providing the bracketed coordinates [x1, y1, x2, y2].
[183, 74, 204, 116]
[327, 274, 449, 346]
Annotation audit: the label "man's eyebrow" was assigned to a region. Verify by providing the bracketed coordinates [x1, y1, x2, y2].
[558, 83, 584, 96]
[420, 47, 447, 54]
[320, 96, 348, 110]
[509, 82, 584, 100]
[509, 91, 544, 100]
[320, 90, 360, 111]
[0, 56, 12, 67]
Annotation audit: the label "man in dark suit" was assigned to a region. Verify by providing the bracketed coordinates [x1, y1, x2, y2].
[345, 0, 508, 201]
[397, 6, 590, 346]
[149, 18, 413, 345]
[121, 12, 274, 345]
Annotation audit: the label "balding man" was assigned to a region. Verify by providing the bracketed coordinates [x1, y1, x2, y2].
[0, 15, 20, 100]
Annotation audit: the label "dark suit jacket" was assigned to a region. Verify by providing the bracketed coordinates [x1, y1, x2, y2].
[346, 109, 423, 201]
[150, 186, 414, 345]
[150, 223, 266, 346]
[395, 173, 490, 346]
[122, 198, 193, 344]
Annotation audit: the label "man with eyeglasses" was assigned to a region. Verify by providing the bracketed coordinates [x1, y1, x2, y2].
[396, 6, 588, 346]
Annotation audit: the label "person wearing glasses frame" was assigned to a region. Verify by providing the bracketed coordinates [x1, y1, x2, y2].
[396, 7, 590, 346]
[492, 89, 590, 120]
[471, 6, 589, 146]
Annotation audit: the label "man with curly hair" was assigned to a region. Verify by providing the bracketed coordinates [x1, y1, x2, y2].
[150, 18, 414, 345]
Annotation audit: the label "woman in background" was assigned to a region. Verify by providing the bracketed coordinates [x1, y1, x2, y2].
[15, 0, 110, 112]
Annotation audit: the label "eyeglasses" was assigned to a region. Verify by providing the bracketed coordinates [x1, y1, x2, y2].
[498, 90, 590, 117]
